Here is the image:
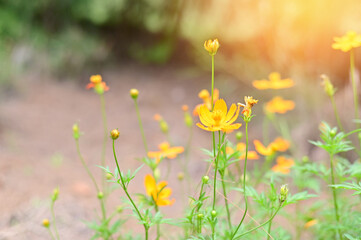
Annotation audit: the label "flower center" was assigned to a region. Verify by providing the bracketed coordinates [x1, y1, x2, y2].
[212, 110, 223, 126]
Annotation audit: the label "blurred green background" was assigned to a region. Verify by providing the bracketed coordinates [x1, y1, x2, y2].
[1, 0, 361, 88]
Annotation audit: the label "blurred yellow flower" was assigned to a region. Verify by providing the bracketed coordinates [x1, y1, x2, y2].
[332, 31, 361, 52]
[304, 219, 318, 228]
[254, 137, 290, 156]
[153, 114, 162, 121]
[271, 156, 294, 174]
[193, 89, 219, 116]
[144, 174, 174, 206]
[204, 39, 220, 55]
[265, 96, 295, 114]
[196, 99, 242, 133]
[226, 143, 259, 160]
[252, 72, 294, 90]
[239, 96, 258, 118]
[86, 75, 109, 94]
[148, 142, 184, 163]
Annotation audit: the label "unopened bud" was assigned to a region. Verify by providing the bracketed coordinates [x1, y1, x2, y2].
[42, 219, 50, 228]
[197, 213, 204, 219]
[73, 123, 80, 140]
[211, 210, 217, 218]
[97, 192, 104, 199]
[117, 206, 123, 213]
[177, 172, 185, 181]
[154, 168, 161, 181]
[202, 176, 209, 184]
[236, 131, 243, 141]
[330, 129, 337, 138]
[160, 120, 169, 134]
[279, 184, 289, 203]
[184, 112, 193, 128]
[110, 129, 120, 140]
[320, 74, 336, 97]
[302, 156, 309, 163]
[204, 39, 220, 56]
[130, 88, 139, 99]
[106, 173, 113, 180]
[52, 188, 59, 202]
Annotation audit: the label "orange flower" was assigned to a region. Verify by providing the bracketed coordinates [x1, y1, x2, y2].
[265, 96, 295, 114]
[154, 114, 162, 121]
[196, 99, 242, 133]
[204, 39, 220, 55]
[271, 156, 294, 174]
[252, 72, 294, 90]
[304, 219, 318, 228]
[238, 96, 258, 118]
[144, 174, 174, 206]
[148, 142, 184, 163]
[254, 137, 290, 156]
[193, 89, 219, 116]
[182, 105, 189, 112]
[86, 75, 109, 94]
[332, 31, 361, 52]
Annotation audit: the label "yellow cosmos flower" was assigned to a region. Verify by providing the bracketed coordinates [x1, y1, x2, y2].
[148, 142, 184, 163]
[86, 74, 109, 94]
[265, 96, 295, 114]
[304, 219, 318, 228]
[204, 39, 220, 55]
[239, 96, 258, 118]
[144, 174, 174, 206]
[271, 156, 294, 174]
[193, 89, 219, 116]
[252, 72, 294, 90]
[196, 99, 242, 133]
[254, 137, 290, 156]
[332, 31, 361, 52]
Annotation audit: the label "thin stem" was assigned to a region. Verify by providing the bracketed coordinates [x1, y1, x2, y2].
[231, 121, 249, 239]
[75, 139, 106, 220]
[330, 95, 344, 132]
[234, 203, 282, 239]
[211, 55, 215, 110]
[212, 131, 217, 210]
[133, 99, 149, 153]
[47, 227, 56, 240]
[155, 205, 161, 240]
[329, 153, 342, 240]
[267, 209, 274, 240]
[50, 201, 60, 240]
[112, 139, 149, 240]
[221, 172, 232, 231]
[99, 94, 108, 190]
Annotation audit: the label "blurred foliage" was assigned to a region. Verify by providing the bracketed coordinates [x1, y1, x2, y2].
[1, 0, 361, 88]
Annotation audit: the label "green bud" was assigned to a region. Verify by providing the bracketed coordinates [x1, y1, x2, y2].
[106, 173, 113, 180]
[154, 168, 161, 181]
[177, 172, 185, 181]
[320, 74, 336, 97]
[117, 206, 123, 213]
[197, 213, 204, 219]
[160, 120, 169, 134]
[202, 176, 209, 184]
[211, 210, 217, 218]
[130, 89, 139, 99]
[302, 156, 309, 163]
[73, 123, 80, 140]
[184, 112, 193, 128]
[330, 129, 337, 138]
[52, 188, 59, 202]
[235, 131, 243, 141]
[97, 192, 104, 199]
[279, 184, 289, 203]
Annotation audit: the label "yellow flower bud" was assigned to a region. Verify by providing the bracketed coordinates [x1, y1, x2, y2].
[106, 173, 113, 180]
[204, 39, 220, 56]
[177, 172, 185, 181]
[130, 88, 139, 99]
[52, 188, 59, 202]
[110, 129, 120, 140]
[73, 123, 80, 140]
[279, 184, 289, 203]
[42, 219, 50, 228]
[160, 120, 169, 134]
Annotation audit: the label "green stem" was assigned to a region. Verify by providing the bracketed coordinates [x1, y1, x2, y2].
[221, 172, 232, 231]
[211, 55, 215, 110]
[231, 121, 249, 239]
[112, 139, 149, 240]
[155, 205, 161, 240]
[99, 94, 108, 190]
[266, 209, 274, 240]
[75, 139, 106, 220]
[212, 131, 217, 210]
[133, 99, 149, 153]
[329, 153, 342, 240]
[233, 203, 282, 239]
[330, 95, 344, 133]
[47, 227, 56, 240]
[50, 201, 60, 240]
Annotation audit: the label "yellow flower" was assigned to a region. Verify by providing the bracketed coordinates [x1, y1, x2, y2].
[265, 96, 295, 114]
[204, 39, 220, 55]
[304, 219, 318, 228]
[144, 174, 174, 206]
[193, 89, 219, 116]
[153, 114, 162, 121]
[196, 99, 242, 133]
[226, 143, 259, 160]
[271, 156, 294, 174]
[86, 75, 109, 94]
[332, 31, 361, 52]
[148, 142, 184, 163]
[254, 137, 290, 156]
[239, 96, 258, 118]
[252, 72, 294, 90]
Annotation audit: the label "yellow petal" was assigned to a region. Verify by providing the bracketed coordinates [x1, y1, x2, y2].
[214, 99, 227, 116]
[144, 174, 156, 196]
